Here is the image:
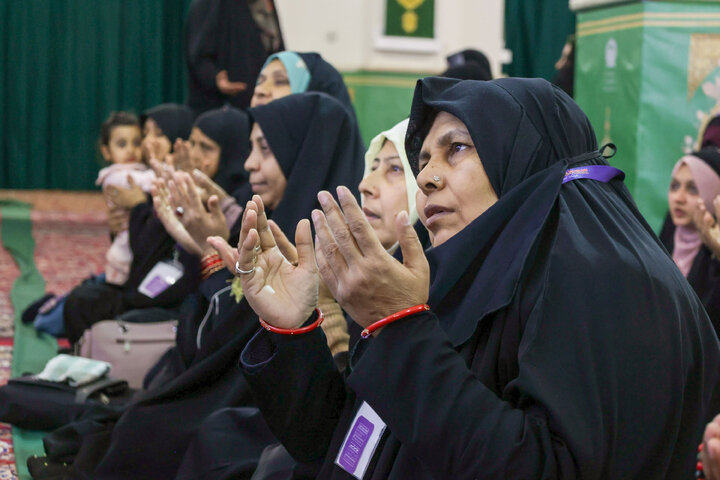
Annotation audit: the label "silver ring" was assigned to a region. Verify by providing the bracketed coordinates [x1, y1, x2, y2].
[235, 260, 255, 275]
[254, 245, 261, 253]
[175, 206, 184, 216]
[432, 175, 441, 183]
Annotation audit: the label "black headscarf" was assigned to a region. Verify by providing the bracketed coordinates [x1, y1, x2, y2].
[441, 62, 492, 81]
[406, 77, 599, 338]
[141, 103, 195, 144]
[444, 49, 492, 81]
[249, 92, 365, 234]
[702, 114, 720, 149]
[51, 93, 363, 480]
[297, 52, 357, 123]
[392, 77, 720, 476]
[193, 105, 250, 193]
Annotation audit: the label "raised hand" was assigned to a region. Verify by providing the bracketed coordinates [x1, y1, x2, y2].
[193, 168, 230, 203]
[268, 219, 337, 305]
[312, 186, 429, 330]
[172, 138, 194, 173]
[692, 197, 720, 258]
[152, 178, 203, 256]
[168, 171, 229, 256]
[150, 158, 175, 184]
[208, 195, 318, 329]
[146, 136, 167, 163]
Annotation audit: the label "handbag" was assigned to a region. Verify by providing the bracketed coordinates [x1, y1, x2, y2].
[0, 374, 129, 430]
[77, 319, 177, 389]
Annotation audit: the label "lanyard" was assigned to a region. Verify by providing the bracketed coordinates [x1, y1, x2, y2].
[563, 165, 625, 184]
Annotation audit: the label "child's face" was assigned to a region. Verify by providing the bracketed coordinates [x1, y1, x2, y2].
[189, 127, 222, 179]
[142, 118, 172, 162]
[101, 125, 142, 164]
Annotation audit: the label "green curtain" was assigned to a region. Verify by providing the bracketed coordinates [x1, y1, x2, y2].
[0, 0, 192, 190]
[503, 0, 576, 80]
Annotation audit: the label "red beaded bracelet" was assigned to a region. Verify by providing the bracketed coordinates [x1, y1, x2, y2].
[361, 304, 430, 339]
[258, 308, 324, 335]
[200, 253, 221, 268]
[698, 443, 706, 479]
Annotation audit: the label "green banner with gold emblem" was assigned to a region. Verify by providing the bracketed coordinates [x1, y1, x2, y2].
[385, 0, 434, 38]
[575, 1, 720, 232]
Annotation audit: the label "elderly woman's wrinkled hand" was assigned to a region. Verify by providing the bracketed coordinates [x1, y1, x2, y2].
[208, 195, 319, 329]
[152, 178, 203, 256]
[167, 171, 229, 256]
[312, 186, 429, 331]
[693, 197, 720, 259]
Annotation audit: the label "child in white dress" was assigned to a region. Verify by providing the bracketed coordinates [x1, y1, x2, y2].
[95, 112, 155, 285]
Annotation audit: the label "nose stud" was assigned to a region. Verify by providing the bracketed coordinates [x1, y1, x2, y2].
[433, 176, 441, 183]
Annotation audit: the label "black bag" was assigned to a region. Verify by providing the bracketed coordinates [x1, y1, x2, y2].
[0, 375, 131, 430]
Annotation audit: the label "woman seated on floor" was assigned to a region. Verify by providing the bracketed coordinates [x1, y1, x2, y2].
[186, 49, 363, 227]
[172, 117, 427, 480]
[39, 92, 364, 480]
[62, 103, 197, 344]
[232, 77, 720, 479]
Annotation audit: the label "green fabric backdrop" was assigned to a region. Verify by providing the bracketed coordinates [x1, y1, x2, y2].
[504, 0, 576, 80]
[0, 0, 191, 190]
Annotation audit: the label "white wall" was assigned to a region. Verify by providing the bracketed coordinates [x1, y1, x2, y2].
[274, 0, 506, 76]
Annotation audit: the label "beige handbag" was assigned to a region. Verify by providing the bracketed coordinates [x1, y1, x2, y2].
[78, 319, 177, 389]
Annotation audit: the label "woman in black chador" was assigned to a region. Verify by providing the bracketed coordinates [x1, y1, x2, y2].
[234, 77, 720, 479]
[185, 0, 281, 114]
[44, 93, 363, 480]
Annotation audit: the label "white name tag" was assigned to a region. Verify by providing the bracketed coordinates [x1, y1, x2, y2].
[137, 260, 183, 298]
[335, 401, 387, 479]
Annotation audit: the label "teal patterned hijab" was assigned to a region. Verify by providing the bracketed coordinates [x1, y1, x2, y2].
[259, 51, 311, 93]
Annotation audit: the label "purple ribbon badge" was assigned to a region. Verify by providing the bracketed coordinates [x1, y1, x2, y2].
[563, 165, 624, 184]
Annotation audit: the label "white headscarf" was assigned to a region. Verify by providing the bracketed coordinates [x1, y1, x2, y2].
[362, 118, 419, 227]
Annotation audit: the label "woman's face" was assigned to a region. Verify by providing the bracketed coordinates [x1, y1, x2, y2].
[189, 127, 222, 179]
[668, 163, 700, 228]
[141, 118, 172, 162]
[244, 123, 287, 210]
[359, 141, 409, 250]
[415, 111, 498, 246]
[251, 60, 292, 108]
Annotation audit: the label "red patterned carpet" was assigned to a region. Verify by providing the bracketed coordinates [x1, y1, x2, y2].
[0, 191, 109, 480]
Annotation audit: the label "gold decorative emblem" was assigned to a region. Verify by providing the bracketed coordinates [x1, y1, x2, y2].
[397, 0, 423, 10]
[402, 11, 419, 33]
[396, 0, 424, 34]
[688, 34, 720, 100]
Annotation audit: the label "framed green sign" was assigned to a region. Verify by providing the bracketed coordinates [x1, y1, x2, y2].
[375, 0, 439, 53]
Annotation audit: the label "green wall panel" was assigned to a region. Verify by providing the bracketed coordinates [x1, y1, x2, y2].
[343, 71, 422, 148]
[575, 1, 720, 231]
